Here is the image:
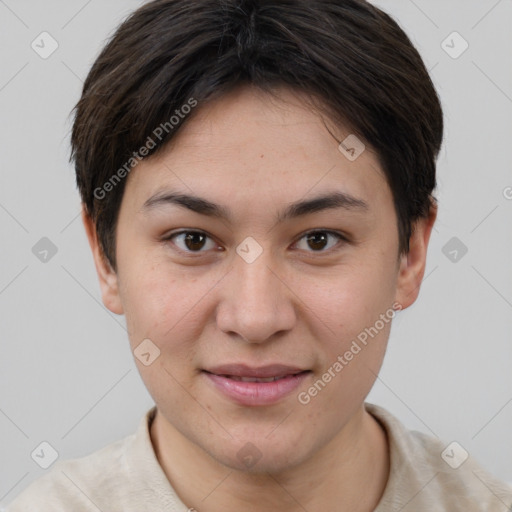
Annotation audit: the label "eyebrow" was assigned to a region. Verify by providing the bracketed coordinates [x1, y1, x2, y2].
[141, 189, 369, 223]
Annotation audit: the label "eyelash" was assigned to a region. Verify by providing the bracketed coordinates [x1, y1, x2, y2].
[161, 229, 349, 256]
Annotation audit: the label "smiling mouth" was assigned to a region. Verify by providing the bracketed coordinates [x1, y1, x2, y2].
[202, 369, 312, 406]
[209, 372, 309, 383]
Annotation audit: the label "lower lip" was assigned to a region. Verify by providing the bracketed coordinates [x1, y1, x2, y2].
[203, 371, 311, 406]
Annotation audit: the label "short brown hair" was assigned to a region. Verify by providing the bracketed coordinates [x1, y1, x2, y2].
[71, 0, 444, 272]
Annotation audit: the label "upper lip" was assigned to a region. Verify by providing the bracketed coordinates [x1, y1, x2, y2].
[203, 364, 309, 378]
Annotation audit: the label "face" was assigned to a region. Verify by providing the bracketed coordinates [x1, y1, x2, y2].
[84, 84, 435, 474]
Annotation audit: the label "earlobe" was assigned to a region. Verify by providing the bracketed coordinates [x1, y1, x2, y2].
[81, 205, 124, 315]
[394, 203, 437, 309]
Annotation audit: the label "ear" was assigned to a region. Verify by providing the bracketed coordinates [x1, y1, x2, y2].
[81, 204, 124, 315]
[394, 202, 437, 309]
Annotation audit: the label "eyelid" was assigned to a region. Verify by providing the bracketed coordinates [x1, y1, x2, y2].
[162, 228, 349, 255]
[292, 229, 348, 254]
[162, 229, 221, 256]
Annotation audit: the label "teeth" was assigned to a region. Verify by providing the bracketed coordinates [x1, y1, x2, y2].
[225, 375, 288, 382]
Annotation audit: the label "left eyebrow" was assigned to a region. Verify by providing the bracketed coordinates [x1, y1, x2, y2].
[141, 190, 369, 223]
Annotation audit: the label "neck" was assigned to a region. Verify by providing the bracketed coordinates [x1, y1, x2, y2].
[150, 405, 390, 512]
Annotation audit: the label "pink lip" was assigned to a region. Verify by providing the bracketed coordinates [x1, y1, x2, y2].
[203, 370, 311, 406]
[204, 363, 307, 379]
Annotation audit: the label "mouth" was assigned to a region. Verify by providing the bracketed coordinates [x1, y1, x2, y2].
[201, 365, 312, 406]
[203, 363, 310, 379]
[209, 373, 307, 383]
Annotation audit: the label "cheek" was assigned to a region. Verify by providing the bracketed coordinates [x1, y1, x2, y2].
[118, 258, 177, 343]
[302, 278, 393, 413]
[120, 261, 216, 358]
[298, 251, 397, 395]
[305, 260, 397, 336]
[121, 267, 206, 406]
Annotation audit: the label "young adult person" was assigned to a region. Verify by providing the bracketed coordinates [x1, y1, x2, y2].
[6, 1, 512, 510]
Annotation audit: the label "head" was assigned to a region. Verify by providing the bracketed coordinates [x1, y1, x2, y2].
[73, 0, 443, 473]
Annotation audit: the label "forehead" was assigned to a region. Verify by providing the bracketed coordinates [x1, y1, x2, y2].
[123, 85, 389, 215]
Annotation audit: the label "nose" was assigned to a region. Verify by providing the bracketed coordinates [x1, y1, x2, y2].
[216, 244, 297, 344]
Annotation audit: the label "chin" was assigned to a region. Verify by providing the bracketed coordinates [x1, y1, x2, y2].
[204, 431, 312, 476]
[221, 451, 304, 476]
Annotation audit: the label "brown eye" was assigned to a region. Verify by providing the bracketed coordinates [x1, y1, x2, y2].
[183, 232, 207, 251]
[165, 230, 217, 253]
[294, 230, 345, 253]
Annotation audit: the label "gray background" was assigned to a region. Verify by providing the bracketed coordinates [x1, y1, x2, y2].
[0, 0, 511, 505]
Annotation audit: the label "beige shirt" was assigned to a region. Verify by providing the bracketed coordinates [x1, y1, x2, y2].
[4, 403, 512, 511]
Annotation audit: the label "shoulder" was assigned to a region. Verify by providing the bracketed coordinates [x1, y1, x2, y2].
[366, 403, 512, 512]
[4, 406, 190, 511]
[3, 433, 136, 512]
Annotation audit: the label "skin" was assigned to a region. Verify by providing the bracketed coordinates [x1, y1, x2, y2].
[82, 84, 436, 512]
